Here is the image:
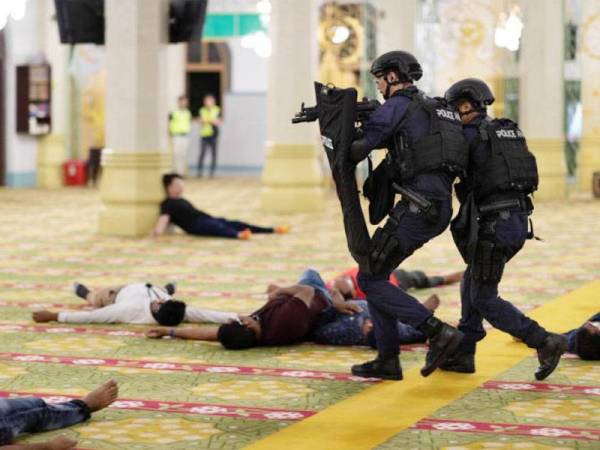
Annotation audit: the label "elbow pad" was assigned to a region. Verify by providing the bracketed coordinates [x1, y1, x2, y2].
[350, 138, 372, 163]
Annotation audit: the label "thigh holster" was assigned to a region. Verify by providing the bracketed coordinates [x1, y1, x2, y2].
[369, 226, 400, 275]
[472, 240, 506, 283]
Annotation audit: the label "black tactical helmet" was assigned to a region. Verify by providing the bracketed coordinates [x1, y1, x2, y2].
[445, 78, 495, 109]
[370, 51, 423, 81]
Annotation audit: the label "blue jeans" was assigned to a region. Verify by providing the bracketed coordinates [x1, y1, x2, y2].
[458, 212, 547, 353]
[297, 269, 332, 304]
[0, 397, 90, 444]
[312, 300, 426, 346]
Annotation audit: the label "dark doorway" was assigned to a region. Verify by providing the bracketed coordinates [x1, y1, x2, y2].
[0, 31, 5, 186]
[187, 72, 221, 117]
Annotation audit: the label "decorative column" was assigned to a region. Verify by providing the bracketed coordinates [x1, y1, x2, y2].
[37, 0, 68, 188]
[260, 0, 325, 212]
[579, 0, 600, 193]
[99, 0, 171, 236]
[377, 0, 416, 54]
[433, 0, 504, 96]
[519, 0, 567, 199]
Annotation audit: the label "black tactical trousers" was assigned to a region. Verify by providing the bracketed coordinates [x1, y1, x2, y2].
[357, 197, 453, 359]
[457, 211, 548, 353]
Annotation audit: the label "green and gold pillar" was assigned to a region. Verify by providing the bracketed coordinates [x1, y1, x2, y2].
[519, 0, 567, 200]
[579, 1, 600, 193]
[37, 0, 69, 188]
[260, 0, 325, 213]
[99, 0, 171, 236]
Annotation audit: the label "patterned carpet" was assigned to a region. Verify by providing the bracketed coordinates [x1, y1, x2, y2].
[0, 178, 598, 449]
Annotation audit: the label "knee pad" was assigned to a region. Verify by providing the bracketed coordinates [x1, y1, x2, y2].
[472, 240, 506, 283]
[369, 227, 400, 275]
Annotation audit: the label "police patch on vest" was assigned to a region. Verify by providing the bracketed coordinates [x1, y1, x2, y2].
[495, 128, 524, 139]
[436, 108, 461, 122]
[321, 135, 334, 149]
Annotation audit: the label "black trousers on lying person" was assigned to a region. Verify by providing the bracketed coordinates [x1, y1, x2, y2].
[188, 216, 274, 239]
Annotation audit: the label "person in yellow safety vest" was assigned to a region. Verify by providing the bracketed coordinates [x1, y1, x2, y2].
[169, 95, 192, 175]
[198, 94, 222, 178]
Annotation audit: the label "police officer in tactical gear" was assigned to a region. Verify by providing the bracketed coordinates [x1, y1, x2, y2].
[347, 51, 466, 380]
[441, 78, 568, 380]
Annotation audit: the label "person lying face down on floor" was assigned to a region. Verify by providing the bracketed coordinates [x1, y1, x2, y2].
[0, 380, 118, 450]
[146, 269, 362, 348]
[564, 312, 600, 360]
[145, 269, 443, 349]
[150, 173, 290, 240]
[32, 282, 238, 326]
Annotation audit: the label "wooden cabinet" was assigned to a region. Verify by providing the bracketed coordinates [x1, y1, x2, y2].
[16, 64, 51, 135]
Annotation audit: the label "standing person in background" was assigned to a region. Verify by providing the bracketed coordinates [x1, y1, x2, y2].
[169, 95, 192, 175]
[198, 94, 221, 178]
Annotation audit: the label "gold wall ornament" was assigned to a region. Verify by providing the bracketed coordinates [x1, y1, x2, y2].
[318, 2, 376, 98]
[582, 13, 600, 60]
[457, 18, 485, 47]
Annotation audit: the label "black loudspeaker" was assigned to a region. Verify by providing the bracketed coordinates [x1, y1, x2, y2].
[55, 0, 104, 44]
[169, 0, 208, 43]
[55, 0, 207, 45]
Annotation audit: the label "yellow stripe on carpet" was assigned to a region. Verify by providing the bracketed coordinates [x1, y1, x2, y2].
[247, 279, 600, 450]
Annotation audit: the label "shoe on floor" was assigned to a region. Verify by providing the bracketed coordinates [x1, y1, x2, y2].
[73, 282, 90, 300]
[421, 324, 464, 377]
[535, 333, 568, 380]
[164, 282, 177, 296]
[439, 350, 475, 374]
[351, 356, 402, 380]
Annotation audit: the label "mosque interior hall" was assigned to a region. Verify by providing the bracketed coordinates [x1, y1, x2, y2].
[0, 1, 599, 449]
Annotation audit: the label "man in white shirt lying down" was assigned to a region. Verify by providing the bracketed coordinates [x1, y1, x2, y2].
[31, 282, 239, 326]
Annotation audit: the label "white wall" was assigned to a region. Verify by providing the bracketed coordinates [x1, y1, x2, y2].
[229, 37, 268, 93]
[216, 37, 268, 173]
[4, 1, 44, 186]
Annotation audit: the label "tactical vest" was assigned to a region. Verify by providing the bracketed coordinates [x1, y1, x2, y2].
[476, 118, 538, 200]
[388, 94, 468, 182]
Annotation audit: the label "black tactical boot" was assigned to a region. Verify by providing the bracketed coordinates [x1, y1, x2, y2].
[439, 350, 475, 374]
[419, 317, 464, 377]
[351, 356, 402, 380]
[535, 333, 568, 380]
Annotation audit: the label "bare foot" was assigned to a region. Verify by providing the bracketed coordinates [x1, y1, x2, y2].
[237, 229, 252, 240]
[48, 435, 78, 450]
[422, 294, 440, 312]
[442, 271, 464, 285]
[275, 224, 291, 234]
[82, 379, 118, 412]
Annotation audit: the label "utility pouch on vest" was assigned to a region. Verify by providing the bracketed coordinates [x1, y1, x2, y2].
[472, 240, 506, 283]
[451, 192, 479, 264]
[363, 157, 395, 225]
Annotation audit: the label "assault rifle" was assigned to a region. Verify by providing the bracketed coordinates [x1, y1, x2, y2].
[292, 97, 380, 124]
